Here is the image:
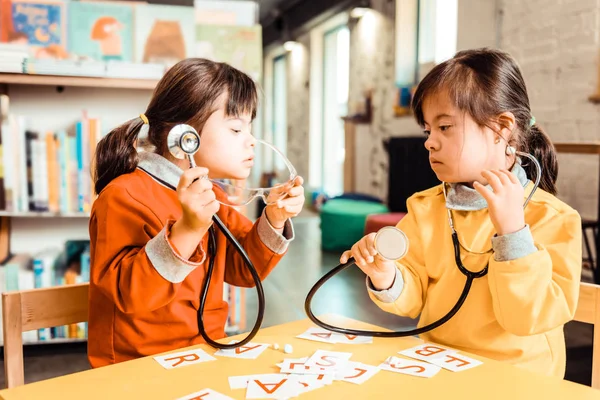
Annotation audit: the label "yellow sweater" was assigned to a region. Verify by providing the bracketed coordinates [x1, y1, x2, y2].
[370, 183, 582, 378]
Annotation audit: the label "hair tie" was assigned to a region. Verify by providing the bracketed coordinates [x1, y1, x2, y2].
[529, 116, 536, 127]
[140, 113, 149, 124]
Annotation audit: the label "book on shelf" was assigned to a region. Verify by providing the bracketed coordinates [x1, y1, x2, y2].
[68, 1, 135, 63]
[0, 0, 68, 59]
[0, 0, 263, 82]
[0, 239, 90, 344]
[0, 43, 28, 73]
[1, 242, 245, 343]
[223, 282, 245, 334]
[0, 97, 105, 214]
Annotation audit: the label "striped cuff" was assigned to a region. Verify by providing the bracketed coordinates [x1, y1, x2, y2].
[491, 224, 537, 262]
[257, 210, 294, 254]
[366, 268, 405, 303]
[146, 224, 206, 283]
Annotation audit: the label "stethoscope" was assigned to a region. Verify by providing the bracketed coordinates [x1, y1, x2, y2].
[145, 124, 266, 350]
[305, 146, 542, 337]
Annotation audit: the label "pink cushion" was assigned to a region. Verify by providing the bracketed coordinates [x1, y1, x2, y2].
[364, 212, 407, 235]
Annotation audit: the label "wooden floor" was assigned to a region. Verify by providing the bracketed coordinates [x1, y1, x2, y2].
[0, 215, 593, 387]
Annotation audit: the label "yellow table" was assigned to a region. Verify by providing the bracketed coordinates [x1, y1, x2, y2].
[0, 314, 598, 399]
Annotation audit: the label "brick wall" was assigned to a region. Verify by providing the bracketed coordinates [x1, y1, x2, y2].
[285, 32, 311, 180]
[274, 0, 599, 218]
[500, 0, 600, 219]
[347, 0, 499, 202]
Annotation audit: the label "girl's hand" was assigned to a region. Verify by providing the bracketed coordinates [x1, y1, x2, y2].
[264, 176, 305, 229]
[177, 167, 220, 232]
[340, 233, 397, 290]
[474, 169, 525, 236]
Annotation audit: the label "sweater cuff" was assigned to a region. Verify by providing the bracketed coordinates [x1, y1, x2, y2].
[366, 268, 404, 303]
[146, 222, 206, 283]
[257, 210, 294, 254]
[491, 224, 537, 262]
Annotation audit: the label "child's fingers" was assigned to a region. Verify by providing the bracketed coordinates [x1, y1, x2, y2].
[187, 176, 213, 193]
[473, 181, 493, 203]
[277, 195, 305, 208]
[178, 167, 209, 190]
[498, 169, 519, 185]
[282, 204, 301, 214]
[202, 198, 220, 216]
[351, 243, 367, 267]
[490, 169, 511, 186]
[357, 239, 374, 264]
[340, 250, 352, 264]
[194, 188, 217, 207]
[365, 233, 378, 257]
[287, 186, 304, 197]
[482, 170, 502, 193]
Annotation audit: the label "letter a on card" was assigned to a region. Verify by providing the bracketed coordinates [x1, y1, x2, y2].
[332, 333, 373, 344]
[215, 343, 268, 359]
[297, 327, 336, 343]
[154, 349, 216, 369]
[246, 375, 300, 399]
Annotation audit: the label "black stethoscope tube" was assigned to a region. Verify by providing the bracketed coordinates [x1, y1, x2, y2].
[140, 167, 265, 349]
[304, 232, 488, 337]
[197, 216, 265, 349]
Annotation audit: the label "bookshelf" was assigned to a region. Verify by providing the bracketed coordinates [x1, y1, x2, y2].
[0, 75, 154, 347]
[0, 73, 158, 90]
[0, 212, 89, 218]
[0, 72, 246, 344]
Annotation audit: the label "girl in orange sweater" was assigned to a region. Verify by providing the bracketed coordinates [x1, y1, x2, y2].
[88, 58, 304, 367]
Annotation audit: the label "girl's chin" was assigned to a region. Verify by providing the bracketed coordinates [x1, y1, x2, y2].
[213, 171, 251, 181]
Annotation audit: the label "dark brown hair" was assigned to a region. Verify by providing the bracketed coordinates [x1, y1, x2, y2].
[93, 58, 258, 194]
[412, 48, 558, 194]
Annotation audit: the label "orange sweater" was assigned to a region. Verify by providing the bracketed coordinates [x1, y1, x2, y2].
[88, 152, 293, 367]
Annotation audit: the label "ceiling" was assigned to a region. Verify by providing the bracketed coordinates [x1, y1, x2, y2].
[256, 0, 290, 23]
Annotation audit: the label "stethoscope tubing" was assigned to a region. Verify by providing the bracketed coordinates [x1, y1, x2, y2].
[304, 234, 480, 337]
[198, 215, 265, 349]
[304, 152, 541, 338]
[139, 166, 265, 349]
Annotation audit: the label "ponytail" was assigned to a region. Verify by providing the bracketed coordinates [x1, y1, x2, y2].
[93, 117, 144, 195]
[523, 123, 558, 195]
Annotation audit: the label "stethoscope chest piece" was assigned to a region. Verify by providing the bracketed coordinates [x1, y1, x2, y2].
[168, 124, 201, 164]
[375, 226, 409, 261]
[162, 122, 264, 350]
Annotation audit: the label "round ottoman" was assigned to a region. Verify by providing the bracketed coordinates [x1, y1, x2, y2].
[364, 212, 407, 235]
[320, 199, 389, 252]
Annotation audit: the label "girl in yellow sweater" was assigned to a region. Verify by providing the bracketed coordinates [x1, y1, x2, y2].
[341, 48, 582, 378]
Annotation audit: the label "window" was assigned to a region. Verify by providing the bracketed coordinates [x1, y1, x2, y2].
[272, 55, 287, 171]
[321, 26, 350, 196]
[308, 12, 349, 192]
[395, 0, 458, 88]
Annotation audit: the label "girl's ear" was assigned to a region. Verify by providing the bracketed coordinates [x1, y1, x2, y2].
[497, 111, 516, 136]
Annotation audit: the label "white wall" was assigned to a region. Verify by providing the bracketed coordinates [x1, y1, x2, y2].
[279, 0, 600, 218]
[346, 0, 500, 202]
[286, 32, 311, 182]
[8, 85, 151, 134]
[500, 0, 600, 219]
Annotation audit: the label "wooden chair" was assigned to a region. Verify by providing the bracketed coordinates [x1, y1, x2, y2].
[574, 282, 600, 389]
[2, 283, 89, 388]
